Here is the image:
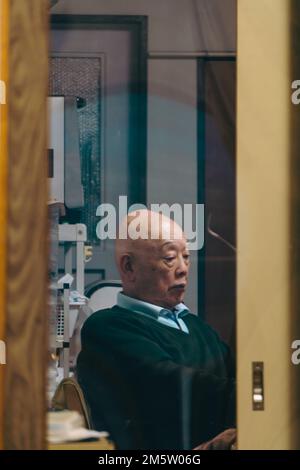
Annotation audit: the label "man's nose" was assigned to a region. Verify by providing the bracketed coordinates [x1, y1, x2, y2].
[175, 256, 189, 276]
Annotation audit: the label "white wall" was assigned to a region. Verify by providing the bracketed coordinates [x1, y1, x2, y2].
[51, 0, 236, 312]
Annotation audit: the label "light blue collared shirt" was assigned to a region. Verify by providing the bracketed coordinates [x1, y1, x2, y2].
[117, 292, 190, 334]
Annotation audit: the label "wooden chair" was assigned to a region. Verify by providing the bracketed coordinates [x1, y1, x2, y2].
[51, 376, 92, 430]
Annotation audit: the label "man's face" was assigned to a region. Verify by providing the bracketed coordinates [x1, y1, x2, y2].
[132, 236, 190, 309]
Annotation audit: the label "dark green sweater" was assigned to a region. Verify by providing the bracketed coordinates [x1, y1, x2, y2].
[77, 305, 235, 449]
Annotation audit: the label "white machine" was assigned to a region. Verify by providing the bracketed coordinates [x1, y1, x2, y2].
[55, 223, 88, 378]
[48, 96, 64, 205]
[48, 95, 84, 208]
[48, 95, 89, 381]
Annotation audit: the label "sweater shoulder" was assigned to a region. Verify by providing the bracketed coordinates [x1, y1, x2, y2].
[83, 305, 124, 328]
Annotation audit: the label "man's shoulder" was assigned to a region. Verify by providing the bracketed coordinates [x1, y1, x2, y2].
[83, 305, 122, 326]
[82, 304, 139, 332]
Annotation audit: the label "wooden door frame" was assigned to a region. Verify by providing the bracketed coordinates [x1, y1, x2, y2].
[3, 0, 48, 450]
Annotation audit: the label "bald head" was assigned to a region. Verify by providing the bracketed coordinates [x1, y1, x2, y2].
[115, 210, 190, 309]
[116, 210, 184, 262]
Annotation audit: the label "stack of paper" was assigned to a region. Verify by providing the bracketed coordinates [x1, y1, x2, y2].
[47, 410, 108, 444]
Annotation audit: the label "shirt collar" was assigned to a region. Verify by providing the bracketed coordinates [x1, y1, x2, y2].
[117, 292, 190, 320]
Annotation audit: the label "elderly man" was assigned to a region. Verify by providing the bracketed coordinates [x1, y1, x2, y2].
[77, 210, 235, 449]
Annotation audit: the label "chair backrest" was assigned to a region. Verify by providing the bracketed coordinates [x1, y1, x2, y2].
[51, 377, 92, 430]
[84, 280, 122, 312]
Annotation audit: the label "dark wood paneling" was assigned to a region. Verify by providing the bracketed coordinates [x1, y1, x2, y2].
[4, 0, 48, 449]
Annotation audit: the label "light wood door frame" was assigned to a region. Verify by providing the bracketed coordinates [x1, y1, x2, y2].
[2, 0, 48, 449]
[0, 0, 9, 450]
[237, 0, 300, 449]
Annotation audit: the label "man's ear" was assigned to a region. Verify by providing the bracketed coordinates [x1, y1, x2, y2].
[119, 254, 136, 281]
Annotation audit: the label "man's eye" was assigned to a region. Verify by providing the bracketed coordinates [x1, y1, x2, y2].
[183, 254, 190, 261]
[164, 257, 175, 262]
